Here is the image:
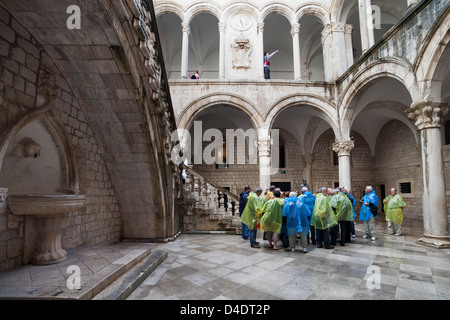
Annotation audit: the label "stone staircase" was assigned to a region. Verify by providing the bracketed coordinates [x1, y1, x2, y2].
[179, 165, 242, 234]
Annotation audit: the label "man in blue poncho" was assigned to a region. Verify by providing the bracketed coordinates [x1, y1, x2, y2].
[283, 191, 311, 252]
[359, 186, 379, 241]
[299, 187, 316, 245]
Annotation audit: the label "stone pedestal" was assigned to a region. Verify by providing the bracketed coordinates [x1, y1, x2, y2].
[8, 194, 86, 265]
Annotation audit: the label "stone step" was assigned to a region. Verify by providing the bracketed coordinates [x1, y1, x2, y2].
[0, 243, 154, 300]
[92, 250, 167, 300]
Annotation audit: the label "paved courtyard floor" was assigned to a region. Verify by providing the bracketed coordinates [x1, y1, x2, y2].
[127, 220, 450, 300]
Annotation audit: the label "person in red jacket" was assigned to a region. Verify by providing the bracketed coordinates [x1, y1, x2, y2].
[264, 50, 278, 79]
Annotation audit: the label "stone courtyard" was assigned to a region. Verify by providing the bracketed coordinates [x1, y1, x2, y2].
[1, 220, 449, 301]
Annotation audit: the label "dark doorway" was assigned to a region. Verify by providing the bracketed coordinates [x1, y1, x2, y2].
[271, 182, 291, 192]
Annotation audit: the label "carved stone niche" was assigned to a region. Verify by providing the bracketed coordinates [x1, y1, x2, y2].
[11, 137, 41, 159]
[231, 38, 252, 69]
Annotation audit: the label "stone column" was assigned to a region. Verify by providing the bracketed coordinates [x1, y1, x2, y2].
[322, 22, 348, 80]
[358, 0, 375, 54]
[258, 138, 272, 190]
[344, 24, 354, 67]
[218, 22, 226, 79]
[408, 101, 450, 248]
[302, 154, 314, 189]
[181, 22, 190, 79]
[291, 23, 301, 80]
[332, 140, 355, 191]
[257, 22, 265, 80]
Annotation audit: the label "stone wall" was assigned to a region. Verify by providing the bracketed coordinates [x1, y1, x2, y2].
[373, 120, 423, 220]
[0, 7, 121, 270]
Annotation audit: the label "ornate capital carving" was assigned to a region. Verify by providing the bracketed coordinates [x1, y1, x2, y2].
[407, 100, 449, 130]
[182, 22, 190, 34]
[332, 140, 354, 156]
[291, 23, 300, 36]
[302, 154, 314, 167]
[257, 22, 264, 33]
[218, 22, 226, 33]
[258, 139, 272, 158]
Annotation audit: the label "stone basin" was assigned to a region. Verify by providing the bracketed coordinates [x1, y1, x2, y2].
[8, 194, 85, 265]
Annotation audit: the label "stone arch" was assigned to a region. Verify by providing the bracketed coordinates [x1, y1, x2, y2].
[415, 9, 450, 101]
[260, 4, 296, 24]
[154, 2, 185, 20]
[265, 94, 340, 139]
[0, 109, 80, 194]
[177, 93, 264, 131]
[184, 2, 222, 23]
[339, 60, 419, 138]
[296, 3, 331, 26]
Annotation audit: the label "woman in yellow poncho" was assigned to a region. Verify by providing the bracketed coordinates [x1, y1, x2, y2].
[311, 187, 338, 249]
[383, 187, 406, 236]
[240, 188, 263, 248]
[259, 191, 284, 250]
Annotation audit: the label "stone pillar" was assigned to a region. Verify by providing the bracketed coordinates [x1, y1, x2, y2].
[321, 22, 349, 80]
[218, 22, 226, 79]
[358, 0, 375, 54]
[181, 22, 190, 79]
[302, 154, 314, 189]
[332, 140, 355, 191]
[257, 22, 265, 80]
[258, 138, 272, 190]
[408, 101, 450, 248]
[344, 24, 354, 67]
[291, 23, 301, 80]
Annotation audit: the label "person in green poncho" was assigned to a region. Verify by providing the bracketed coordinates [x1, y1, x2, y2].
[259, 190, 284, 250]
[240, 188, 263, 248]
[311, 187, 338, 249]
[330, 188, 354, 246]
[383, 188, 406, 236]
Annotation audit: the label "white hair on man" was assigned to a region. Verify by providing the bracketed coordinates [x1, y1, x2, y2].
[366, 186, 373, 192]
[289, 191, 298, 197]
[301, 186, 309, 194]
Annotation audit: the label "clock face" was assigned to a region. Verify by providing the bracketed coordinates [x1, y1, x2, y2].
[231, 13, 252, 31]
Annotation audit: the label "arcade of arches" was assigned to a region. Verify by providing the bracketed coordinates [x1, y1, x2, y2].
[0, 0, 449, 272]
[156, 0, 450, 248]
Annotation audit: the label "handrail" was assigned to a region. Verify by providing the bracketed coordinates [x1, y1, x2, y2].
[183, 165, 239, 202]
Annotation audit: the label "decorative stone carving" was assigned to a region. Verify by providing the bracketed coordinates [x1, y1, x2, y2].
[230, 12, 252, 32]
[332, 140, 355, 156]
[407, 100, 449, 130]
[37, 71, 57, 108]
[11, 137, 41, 158]
[232, 38, 252, 69]
[7, 194, 86, 265]
[257, 139, 272, 158]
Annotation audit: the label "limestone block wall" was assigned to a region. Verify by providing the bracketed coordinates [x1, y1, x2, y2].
[0, 8, 121, 270]
[373, 120, 423, 220]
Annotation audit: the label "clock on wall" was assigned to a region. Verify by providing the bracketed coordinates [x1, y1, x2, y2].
[230, 12, 253, 31]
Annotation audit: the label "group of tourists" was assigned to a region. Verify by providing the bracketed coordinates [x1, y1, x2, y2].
[239, 184, 406, 252]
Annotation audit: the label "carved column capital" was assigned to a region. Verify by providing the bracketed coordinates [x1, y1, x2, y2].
[257, 139, 272, 158]
[407, 100, 449, 130]
[291, 23, 300, 37]
[332, 140, 355, 157]
[302, 154, 314, 167]
[182, 22, 190, 34]
[257, 22, 264, 33]
[218, 22, 226, 33]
